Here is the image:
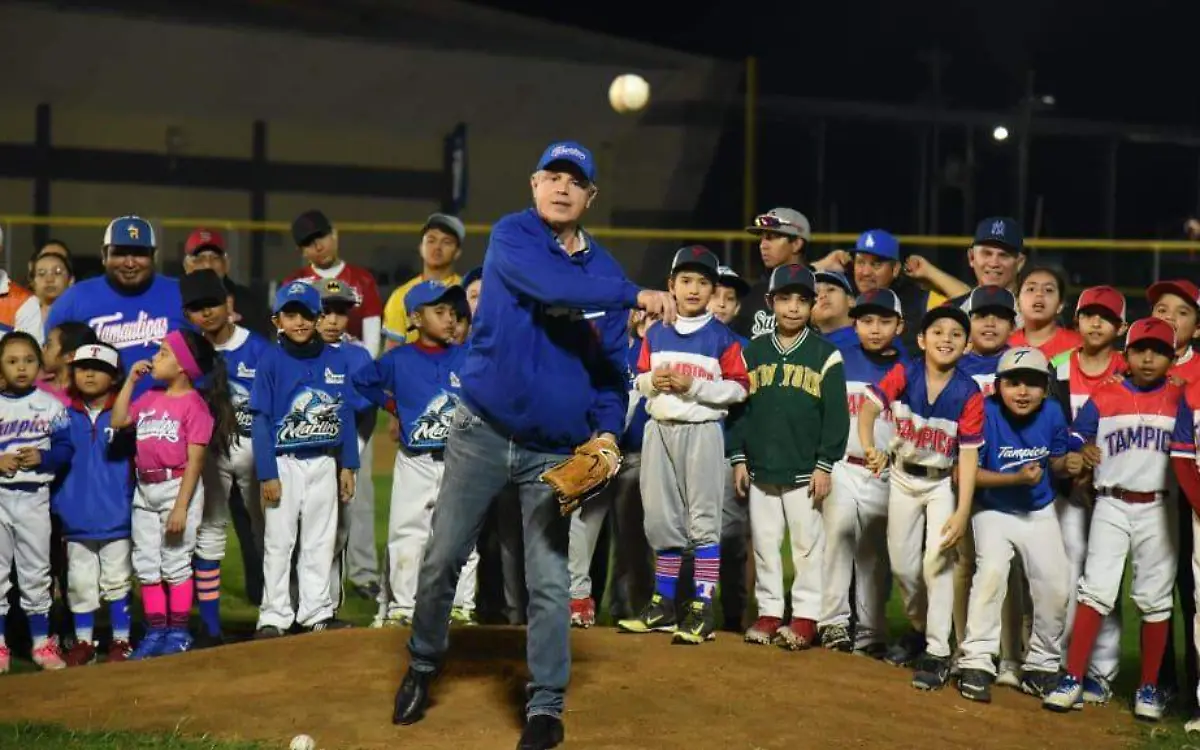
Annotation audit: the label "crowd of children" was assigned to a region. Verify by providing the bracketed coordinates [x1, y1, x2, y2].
[7, 212, 1200, 732]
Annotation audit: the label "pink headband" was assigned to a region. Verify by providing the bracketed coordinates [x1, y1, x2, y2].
[164, 330, 202, 382]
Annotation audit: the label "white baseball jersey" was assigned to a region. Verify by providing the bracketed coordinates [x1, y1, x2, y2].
[0, 389, 69, 486]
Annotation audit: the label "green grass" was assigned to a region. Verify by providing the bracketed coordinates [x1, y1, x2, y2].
[1, 452, 1196, 748]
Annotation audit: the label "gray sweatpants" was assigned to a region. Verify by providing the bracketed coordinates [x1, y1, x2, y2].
[640, 421, 724, 550]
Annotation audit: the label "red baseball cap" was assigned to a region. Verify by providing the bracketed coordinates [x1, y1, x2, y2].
[184, 228, 226, 256]
[1075, 285, 1126, 323]
[1147, 280, 1200, 310]
[1126, 317, 1176, 352]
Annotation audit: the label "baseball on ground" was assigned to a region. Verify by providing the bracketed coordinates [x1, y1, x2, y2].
[609, 73, 650, 113]
[289, 734, 316, 750]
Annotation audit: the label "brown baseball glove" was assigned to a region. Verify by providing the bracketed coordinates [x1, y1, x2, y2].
[541, 435, 623, 516]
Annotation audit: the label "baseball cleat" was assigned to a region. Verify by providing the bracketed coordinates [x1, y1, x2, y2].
[957, 668, 993, 703]
[1019, 669, 1061, 698]
[307, 618, 353, 633]
[819, 623, 853, 653]
[161, 628, 194, 655]
[884, 630, 926, 667]
[776, 618, 816, 651]
[1133, 684, 1165, 722]
[1184, 711, 1200, 734]
[1082, 675, 1113, 705]
[618, 594, 677, 634]
[994, 662, 1020, 689]
[132, 628, 168, 660]
[1042, 674, 1084, 712]
[31, 637, 67, 670]
[107, 638, 133, 663]
[569, 597, 596, 629]
[911, 653, 950, 690]
[0, 644, 10, 674]
[672, 600, 716, 645]
[63, 640, 98, 667]
[193, 631, 224, 650]
[853, 642, 889, 660]
[450, 607, 477, 626]
[744, 616, 783, 645]
[254, 626, 285, 640]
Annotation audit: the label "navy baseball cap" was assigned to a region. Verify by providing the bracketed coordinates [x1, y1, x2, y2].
[853, 229, 900, 261]
[405, 280, 467, 318]
[851, 289, 904, 319]
[462, 266, 483, 289]
[768, 264, 816, 296]
[536, 141, 596, 184]
[815, 270, 853, 296]
[920, 303, 971, 334]
[670, 245, 720, 280]
[180, 269, 227, 308]
[964, 285, 1018, 319]
[292, 210, 333, 246]
[273, 280, 322, 317]
[104, 216, 155, 250]
[716, 265, 750, 298]
[973, 217, 1024, 254]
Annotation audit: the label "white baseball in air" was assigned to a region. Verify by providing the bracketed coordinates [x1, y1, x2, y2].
[289, 734, 316, 750]
[609, 74, 650, 114]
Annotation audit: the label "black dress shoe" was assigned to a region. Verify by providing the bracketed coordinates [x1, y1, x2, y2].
[393, 668, 433, 725]
[517, 714, 564, 750]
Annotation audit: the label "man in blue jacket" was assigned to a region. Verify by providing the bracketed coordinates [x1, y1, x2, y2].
[392, 141, 675, 750]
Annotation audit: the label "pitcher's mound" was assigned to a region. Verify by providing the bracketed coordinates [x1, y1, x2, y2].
[0, 628, 1135, 749]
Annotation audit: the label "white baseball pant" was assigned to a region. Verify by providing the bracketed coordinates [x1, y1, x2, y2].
[820, 460, 889, 647]
[1078, 494, 1177, 622]
[195, 438, 260, 562]
[750, 482, 823, 621]
[1057, 491, 1122, 680]
[0, 485, 52, 617]
[958, 505, 1070, 674]
[131, 477, 205, 585]
[887, 468, 956, 659]
[258, 454, 338, 630]
[344, 434, 379, 589]
[568, 454, 650, 606]
[382, 448, 477, 618]
[1188, 509, 1200, 708]
[66, 539, 132, 613]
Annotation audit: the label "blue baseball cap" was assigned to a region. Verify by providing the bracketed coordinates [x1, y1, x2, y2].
[854, 229, 899, 261]
[405, 280, 467, 319]
[273, 280, 321, 317]
[768, 264, 816, 296]
[536, 141, 596, 184]
[973, 216, 1024, 254]
[851, 288, 904, 318]
[103, 215, 156, 249]
[815, 270, 853, 296]
[462, 266, 483, 289]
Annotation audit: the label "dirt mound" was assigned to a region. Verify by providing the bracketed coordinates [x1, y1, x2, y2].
[0, 628, 1135, 749]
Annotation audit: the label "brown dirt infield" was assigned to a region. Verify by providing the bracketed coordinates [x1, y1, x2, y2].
[0, 627, 1137, 749]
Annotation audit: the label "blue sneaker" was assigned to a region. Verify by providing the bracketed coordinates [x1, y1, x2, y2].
[130, 628, 168, 661]
[1134, 684, 1165, 722]
[1082, 675, 1112, 705]
[161, 628, 194, 655]
[1042, 674, 1084, 713]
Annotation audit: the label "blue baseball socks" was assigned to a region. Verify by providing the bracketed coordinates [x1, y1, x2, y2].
[194, 557, 222, 637]
[74, 596, 132, 643]
[653, 550, 681, 600]
[693, 544, 720, 603]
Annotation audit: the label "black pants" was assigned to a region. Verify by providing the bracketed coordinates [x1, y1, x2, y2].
[1162, 496, 1198, 710]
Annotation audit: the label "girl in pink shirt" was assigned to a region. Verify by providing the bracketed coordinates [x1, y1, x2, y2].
[111, 329, 235, 659]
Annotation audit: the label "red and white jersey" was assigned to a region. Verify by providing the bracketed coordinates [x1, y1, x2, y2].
[284, 261, 382, 340]
[867, 360, 985, 470]
[1172, 348, 1200, 386]
[1070, 379, 1188, 494]
[1174, 379, 1200, 463]
[1054, 349, 1126, 419]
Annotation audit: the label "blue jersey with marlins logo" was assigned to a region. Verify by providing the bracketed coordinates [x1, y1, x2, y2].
[214, 326, 272, 438]
[353, 342, 466, 453]
[977, 397, 1069, 513]
[249, 340, 361, 480]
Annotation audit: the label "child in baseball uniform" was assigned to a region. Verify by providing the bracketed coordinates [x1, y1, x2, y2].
[113, 329, 234, 659]
[1009, 268, 1080, 360]
[39, 322, 98, 407]
[1171, 378, 1200, 732]
[251, 282, 360, 638]
[181, 270, 271, 647]
[0, 332, 73, 673]
[819, 288, 906, 655]
[354, 281, 476, 627]
[1044, 318, 1189, 721]
[1149, 280, 1200, 385]
[1048, 285, 1128, 705]
[859, 304, 984, 690]
[619, 246, 749, 645]
[312, 277, 378, 611]
[56, 342, 136, 666]
[957, 346, 1074, 704]
[727, 264, 848, 650]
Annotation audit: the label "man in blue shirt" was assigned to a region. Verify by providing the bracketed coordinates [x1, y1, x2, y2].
[392, 140, 675, 750]
[956, 347, 1077, 704]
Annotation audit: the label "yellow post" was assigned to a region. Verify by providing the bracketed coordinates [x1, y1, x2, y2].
[742, 55, 758, 277]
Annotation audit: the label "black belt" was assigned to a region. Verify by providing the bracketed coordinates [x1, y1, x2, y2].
[898, 461, 952, 480]
[428, 449, 445, 463]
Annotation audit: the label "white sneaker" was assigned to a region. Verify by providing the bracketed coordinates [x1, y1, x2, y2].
[1043, 674, 1084, 713]
[995, 662, 1021, 689]
[1184, 713, 1200, 734]
[1133, 684, 1165, 722]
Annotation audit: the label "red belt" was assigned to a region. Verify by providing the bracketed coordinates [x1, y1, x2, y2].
[1099, 486, 1162, 504]
[844, 456, 868, 468]
[138, 467, 184, 484]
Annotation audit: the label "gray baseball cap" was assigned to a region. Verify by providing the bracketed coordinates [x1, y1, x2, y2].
[422, 213, 465, 244]
[746, 207, 812, 240]
[312, 277, 358, 307]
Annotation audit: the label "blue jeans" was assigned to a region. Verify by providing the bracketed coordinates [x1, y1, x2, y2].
[407, 403, 572, 718]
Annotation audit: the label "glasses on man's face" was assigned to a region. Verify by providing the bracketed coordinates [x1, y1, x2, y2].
[35, 267, 68, 279]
